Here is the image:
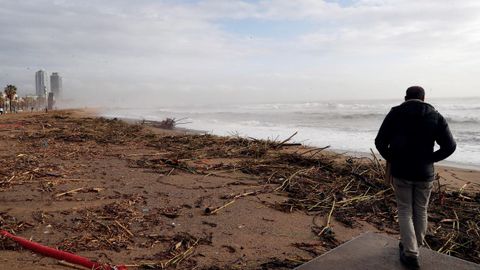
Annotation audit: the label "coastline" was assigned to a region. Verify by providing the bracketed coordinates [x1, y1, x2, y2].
[98, 97, 480, 168]
[100, 109, 480, 172]
[109, 113, 480, 193]
[1, 109, 479, 269]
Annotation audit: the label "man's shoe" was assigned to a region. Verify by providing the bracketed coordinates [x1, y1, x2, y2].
[399, 250, 420, 270]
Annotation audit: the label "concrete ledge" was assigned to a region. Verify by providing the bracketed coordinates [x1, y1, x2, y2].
[295, 232, 479, 270]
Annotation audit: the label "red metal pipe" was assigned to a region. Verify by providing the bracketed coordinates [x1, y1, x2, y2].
[1, 230, 127, 270]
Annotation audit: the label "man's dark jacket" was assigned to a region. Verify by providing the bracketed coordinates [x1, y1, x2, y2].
[375, 99, 456, 181]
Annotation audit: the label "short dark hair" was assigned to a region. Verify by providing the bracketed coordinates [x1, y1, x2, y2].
[405, 86, 425, 100]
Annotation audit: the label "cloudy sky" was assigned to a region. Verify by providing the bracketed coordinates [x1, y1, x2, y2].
[1, 0, 479, 106]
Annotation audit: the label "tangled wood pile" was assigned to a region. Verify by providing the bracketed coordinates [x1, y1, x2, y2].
[143, 118, 191, 130]
[132, 125, 479, 264]
[146, 134, 276, 160]
[51, 117, 144, 144]
[237, 150, 480, 262]
[142, 130, 480, 264]
[0, 112, 479, 268]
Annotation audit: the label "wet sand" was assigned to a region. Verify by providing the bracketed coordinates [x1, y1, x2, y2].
[0, 110, 478, 269]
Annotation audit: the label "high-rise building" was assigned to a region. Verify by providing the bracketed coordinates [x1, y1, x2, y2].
[50, 72, 63, 98]
[35, 70, 48, 97]
[47, 92, 55, 110]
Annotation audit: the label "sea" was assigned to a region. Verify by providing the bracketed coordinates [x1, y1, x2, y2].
[101, 97, 480, 169]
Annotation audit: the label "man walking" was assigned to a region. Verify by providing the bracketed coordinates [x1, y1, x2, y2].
[375, 86, 456, 269]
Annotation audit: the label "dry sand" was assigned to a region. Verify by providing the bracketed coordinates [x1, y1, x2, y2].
[0, 110, 478, 270]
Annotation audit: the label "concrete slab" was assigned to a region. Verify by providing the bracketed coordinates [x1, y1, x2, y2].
[295, 232, 479, 270]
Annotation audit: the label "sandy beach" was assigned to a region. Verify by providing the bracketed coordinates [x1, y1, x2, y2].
[0, 110, 479, 269]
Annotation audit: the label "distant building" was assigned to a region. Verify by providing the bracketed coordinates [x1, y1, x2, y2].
[35, 70, 48, 97]
[50, 72, 62, 98]
[48, 92, 55, 110]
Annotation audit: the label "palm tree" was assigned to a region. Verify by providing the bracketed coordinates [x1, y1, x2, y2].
[4, 85, 17, 113]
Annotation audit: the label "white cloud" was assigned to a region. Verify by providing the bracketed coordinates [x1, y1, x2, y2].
[0, 0, 479, 107]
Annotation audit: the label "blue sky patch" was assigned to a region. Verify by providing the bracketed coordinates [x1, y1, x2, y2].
[325, 0, 358, 7]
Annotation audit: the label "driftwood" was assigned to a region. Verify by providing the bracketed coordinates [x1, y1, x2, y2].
[143, 117, 191, 130]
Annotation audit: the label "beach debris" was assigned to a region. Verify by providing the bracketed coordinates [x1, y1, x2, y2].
[204, 199, 236, 215]
[160, 207, 180, 218]
[259, 257, 306, 269]
[54, 187, 85, 197]
[317, 200, 336, 236]
[205, 190, 263, 215]
[137, 232, 212, 269]
[1, 111, 479, 268]
[273, 131, 300, 148]
[292, 242, 324, 256]
[142, 117, 191, 130]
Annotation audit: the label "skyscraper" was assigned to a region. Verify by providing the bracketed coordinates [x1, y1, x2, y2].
[50, 72, 63, 98]
[35, 70, 48, 97]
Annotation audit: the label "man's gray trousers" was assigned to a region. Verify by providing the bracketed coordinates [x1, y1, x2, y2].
[393, 177, 433, 257]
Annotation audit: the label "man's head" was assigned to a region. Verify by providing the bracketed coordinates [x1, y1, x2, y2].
[405, 86, 425, 101]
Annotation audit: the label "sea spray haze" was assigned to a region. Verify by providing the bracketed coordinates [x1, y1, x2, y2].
[103, 97, 480, 168]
